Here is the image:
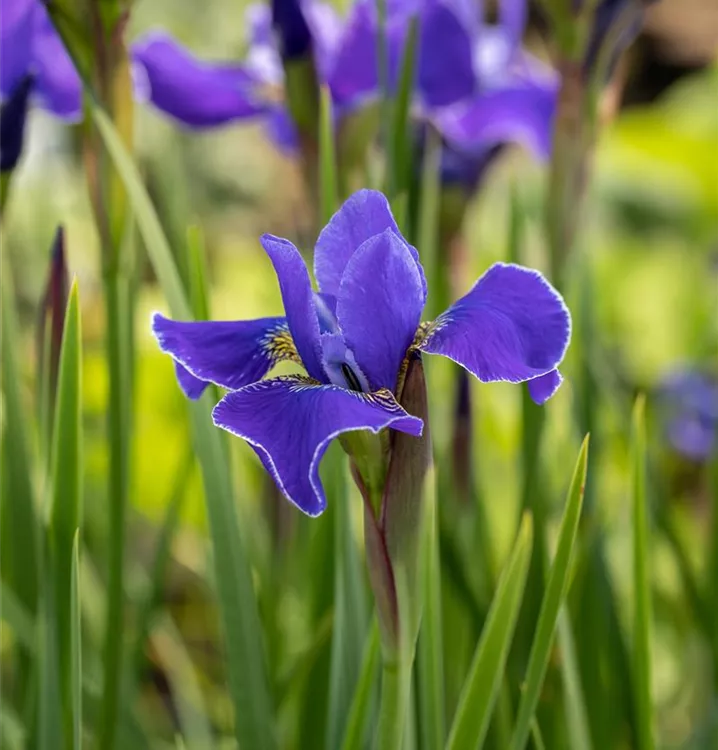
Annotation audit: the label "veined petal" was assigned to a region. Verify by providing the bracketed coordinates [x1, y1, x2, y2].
[260, 234, 326, 382]
[434, 83, 557, 161]
[337, 228, 425, 392]
[152, 313, 298, 399]
[32, 7, 82, 120]
[175, 362, 209, 400]
[212, 376, 423, 516]
[419, 262, 570, 389]
[131, 31, 268, 127]
[0, 0, 34, 100]
[527, 369, 563, 405]
[418, 0, 475, 108]
[314, 188, 426, 300]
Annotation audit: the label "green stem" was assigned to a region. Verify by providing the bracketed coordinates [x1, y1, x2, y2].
[375, 659, 410, 750]
[98, 267, 130, 750]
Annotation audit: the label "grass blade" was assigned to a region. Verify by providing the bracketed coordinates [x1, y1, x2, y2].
[47, 279, 82, 745]
[319, 85, 338, 225]
[632, 396, 655, 750]
[89, 101, 276, 750]
[416, 468, 445, 750]
[509, 435, 590, 750]
[0, 268, 39, 617]
[340, 621, 381, 750]
[186, 225, 211, 320]
[71, 531, 82, 749]
[446, 513, 534, 750]
[326, 447, 368, 750]
[557, 608, 592, 750]
[387, 16, 419, 201]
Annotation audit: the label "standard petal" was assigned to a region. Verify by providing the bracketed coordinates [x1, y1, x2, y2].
[434, 83, 557, 161]
[527, 369, 563, 404]
[499, 0, 528, 51]
[212, 376, 423, 516]
[337, 228, 425, 392]
[314, 188, 426, 300]
[32, 7, 82, 119]
[0, 0, 34, 100]
[260, 234, 326, 382]
[271, 0, 312, 61]
[418, 0, 475, 108]
[152, 313, 298, 398]
[131, 31, 268, 127]
[420, 262, 570, 388]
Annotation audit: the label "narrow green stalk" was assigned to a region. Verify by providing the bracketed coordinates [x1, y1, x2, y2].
[376, 659, 410, 750]
[99, 268, 130, 750]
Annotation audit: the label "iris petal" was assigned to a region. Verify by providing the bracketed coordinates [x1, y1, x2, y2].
[499, 0, 528, 51]
[0, 0, 34, 100]
[418, 0, 475, 108]
[420, 262, 570, 391]
[260, 234, 326, 382]
[527, 369, 563, 405]
[337, 228, 425, 392]
[314, 188, 426, 300]
[152, 313, 298, 399]
[32, 7, 82, 119]
[212, 375, 423, 516]
[435, 83, 557, 161]
[131, 32, 268, 127]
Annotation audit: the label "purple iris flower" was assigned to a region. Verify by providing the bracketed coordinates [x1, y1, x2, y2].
[0, 0, 82, 170]
[417, 0, 558, 188]
[658, 370, 718, 462]
[152, 190, 570, 516]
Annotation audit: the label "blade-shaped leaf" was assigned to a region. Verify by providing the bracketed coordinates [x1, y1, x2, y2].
[89, 101, 276, 750]
[319, 85, 339, 225]
[48, 279, 82, 744]
[509, 435, 590, 750]
[340, 621, 381, 750]
[632, 396, 655, 750]
[446, 513, 534, 750]
[71, 531, 82, 750]
[557, 608, 592, 750]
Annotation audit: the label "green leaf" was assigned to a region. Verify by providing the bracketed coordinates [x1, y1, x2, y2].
[319, 85, 339, 225]
[71, 531, 82, 750]
[1, 585, 36, 653]
[38, 583, 62, 750]
[557, 608, 592, 750]
[88, 101, 276, 750]
[416, 467, 445, 750]
[186, 225, 211, 320]
[0, 268, 39, 617]
[387, 16, 419, 200]
[509, 435, 590, 750]
[326, 447, 368, 750]
[48, 279, 82, 744]
[446, 513, 534, 750]
[631, 396, 655, 750]
[340, 621, 381, 750]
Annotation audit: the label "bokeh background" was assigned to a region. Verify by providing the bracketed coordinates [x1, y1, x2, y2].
[2, 1, 717, 748]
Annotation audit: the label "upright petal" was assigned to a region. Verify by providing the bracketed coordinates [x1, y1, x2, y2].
[499, 0, 528, 51]
[337, 229, 425, 392]
[435, 83, 557, 161]
[131, 32, 268, 127]
[420, 263, 570, 389]
[212, 376, 423, 515]
[314, 189, 426, 300]
[0, 0, 34, 100]
[32, 7, 82, 120]
[271, 0, 312, 61]
[260, 234, 326, 382]
[418, 0, 475, 108]
[152, 313, 298, 399]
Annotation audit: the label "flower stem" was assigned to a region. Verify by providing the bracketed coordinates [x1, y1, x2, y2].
[375, 658, 410, 750]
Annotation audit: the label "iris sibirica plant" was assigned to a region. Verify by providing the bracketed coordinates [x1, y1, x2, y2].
[152, 189, 570, 516]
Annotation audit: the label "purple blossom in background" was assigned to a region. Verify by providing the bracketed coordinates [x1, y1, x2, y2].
[658, 370, 718, 462]
[0, 0, 82, 170]
[152, 189, 571, 515]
